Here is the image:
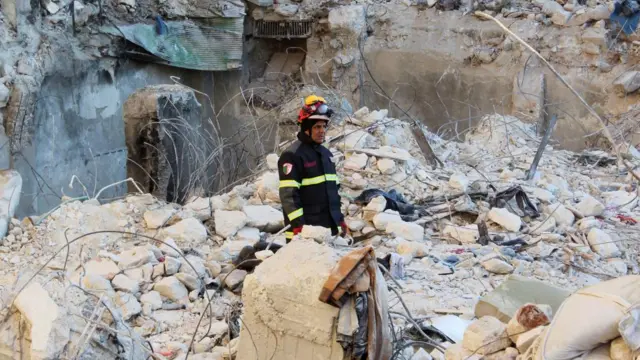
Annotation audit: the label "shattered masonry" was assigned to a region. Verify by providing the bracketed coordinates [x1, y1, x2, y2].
[0, 108, 635, 358]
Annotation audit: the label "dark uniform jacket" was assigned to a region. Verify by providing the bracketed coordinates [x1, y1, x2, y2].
[278, 132, 344, 241]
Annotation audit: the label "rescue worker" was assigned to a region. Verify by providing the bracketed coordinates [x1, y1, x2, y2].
[277, 95, 347, 242]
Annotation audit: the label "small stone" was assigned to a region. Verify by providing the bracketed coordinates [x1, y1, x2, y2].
[118, 247, 157, 270]
[363, 196, 387, 221]
[235, 227, 260, 242]
[445, 344, 481, 360]
[209, 321, 230, 338]
[82, 274, 114, 292]
[607, 258, 628, 275]
[515, 327, 545, 353]
[243, 205, 284, 232]
[300, 225, 332, 243]
[274, 3, 298, 16]
[372, 211, 403, 231]
[161, 218, 208, 243]
[377, 158, 396, 174]
[397, 240, 430, 258]
[587, 228, 620, 258]
[575, 195, 605, 217]
[214, 210, 247, 238]
[603, 191, 638, 212]
[114, 292, 142, 320]
[576, 217, 601, 232]
[154, 276, 189, 301]
[205, 261, 222, 278]
[163, 256, 182, 275]
[346, 218, 366, 232]
[488, 208, 522, 232]
[266, 154, 279, 170]
[176, 272, 201, 291]
[481, 257, 514, 274]
[143, 208, 175, 229]
[386, 221, 424, 241]
[412, 348, 433, 360]
[180, 255, 208, 278]
[159, 238, 182, 258]
[118, 0, 135, 7]
[449, 173, 469, 191]
[0, 83, 8, 109]
[344, 153, 368, 170]
[485, 347, 519, 360]
[255, 250, 273, 260]
[194, 337, 214, 354]
[548, 203, 574, 226]
[124, 267, 145, 283]
[462, 316, 512, 355]
[16, 59, 33, 75]
[112, 274, 140, 293]
[140, 291, 163, 310]
[613, 71, 640, 96]
[443, 224, 479, 244]
[84, 258, 120, 280]
[224, 269, 247, 290]
[526, 187, 555, 203]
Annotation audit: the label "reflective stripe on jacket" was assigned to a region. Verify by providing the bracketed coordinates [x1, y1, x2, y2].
[278, 132, 344, 240]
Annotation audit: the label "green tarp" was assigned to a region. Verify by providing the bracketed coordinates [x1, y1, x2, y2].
[103, 18, 243, 71]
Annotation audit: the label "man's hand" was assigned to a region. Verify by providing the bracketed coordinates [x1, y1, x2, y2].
[340, 221, 349, 237]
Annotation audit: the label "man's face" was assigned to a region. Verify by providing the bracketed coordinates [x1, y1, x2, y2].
[308, 120, 328, 144]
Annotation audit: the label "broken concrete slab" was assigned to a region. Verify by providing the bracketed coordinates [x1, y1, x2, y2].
[214, 210, 247, 238]
[153, 276, 189, 301]
[386, 221, 424, 242]
[443, 224, 479, 244]
[160, 217, 207, 244]
[84, 258, 120, 280]
[237, 239, 343, 359]
[587, 228, 621, 259]
[488, 208, 521, 232]
[474, 275, 571, 323]
[462, 316, 512, 355]
[14, 283, 70, 360]
[242, 205, 284, 232]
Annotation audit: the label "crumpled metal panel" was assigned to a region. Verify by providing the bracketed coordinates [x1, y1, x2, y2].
[106, 18, 244, 71]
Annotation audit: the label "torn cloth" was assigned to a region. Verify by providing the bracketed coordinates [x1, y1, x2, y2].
[319, 246, 393, 360]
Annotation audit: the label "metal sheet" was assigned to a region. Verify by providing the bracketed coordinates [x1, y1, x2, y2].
[105, 18, 244, 71]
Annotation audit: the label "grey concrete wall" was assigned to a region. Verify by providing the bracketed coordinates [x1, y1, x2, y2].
[14, 59, 231, 217]
[360, 50, 513, 141]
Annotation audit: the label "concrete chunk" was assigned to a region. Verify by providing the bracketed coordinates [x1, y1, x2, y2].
[488, 208, 521, 232]
[386, 221, 424, 242]
[118, 247, 157, 270]
[160, 218, 208, 243]
[84, 258, 120, 280]
[243, 205, 284, 232]
[214, 210, 247, 238]
[154, 276, 189, 301]
[475, 275, 571, 323]
[462, 316, 512, 355]
[14, 283, 70, 360]
[587, 228, 621, 259]
[575, 195, 605, 217]
[237, 239, 344, 359]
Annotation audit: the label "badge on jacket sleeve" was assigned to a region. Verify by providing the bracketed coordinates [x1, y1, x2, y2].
[282, 163, 293, 175]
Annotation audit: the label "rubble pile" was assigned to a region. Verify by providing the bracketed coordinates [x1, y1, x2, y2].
[0, 108, 637, 359]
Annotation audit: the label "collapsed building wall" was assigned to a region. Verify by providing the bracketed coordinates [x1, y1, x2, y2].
[10, 60, 224, 217]
[124, 85, 204, 204]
